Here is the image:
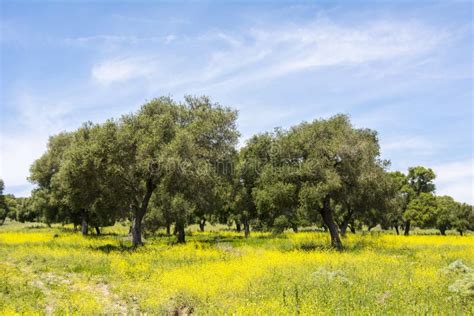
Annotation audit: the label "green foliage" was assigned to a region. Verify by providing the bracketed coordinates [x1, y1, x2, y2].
[272, 215, 290, 234]
[405, 192, 438, 228]
[29, 132, 74, 225]
[435, 196, 457, 234]
[24, 95, 471, 249]
[15, 197, 40, 223]
[407, 166, 436, 195]
[4, 195, 18, 220]
[384, 171, 409, 229]
[232, 133, 274, 228]
[253, 181, 298, 231]
[451, 203, 474, 235]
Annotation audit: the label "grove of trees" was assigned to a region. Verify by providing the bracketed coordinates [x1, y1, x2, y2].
[1, 96, 472, 249]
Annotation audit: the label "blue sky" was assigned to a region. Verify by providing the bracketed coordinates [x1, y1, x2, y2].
[1, 1, 473, 203]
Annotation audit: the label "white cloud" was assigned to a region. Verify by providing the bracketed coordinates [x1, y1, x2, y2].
[433, 158, 474, 204]
[0, 134, 47, 188]
[164, 34, 177, 44]
[193, 19, 444, 90]
[87, 18, 445, 92]
[64, 34, 177, 48]
[382, 136, 439, 154]
[91, 57, 156, 84]
[1, 93, 78, 194]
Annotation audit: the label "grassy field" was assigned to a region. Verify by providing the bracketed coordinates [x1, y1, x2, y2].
[1, 222, 473, 315]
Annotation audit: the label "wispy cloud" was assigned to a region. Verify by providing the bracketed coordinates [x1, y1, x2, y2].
[64, 34, 177, 48]
[0, 134, 47, 188]
[382, 136, 440, 154]
[89, 18, 445, 93]
[0, 92, 77, 189]
[244, 19, 442, 76]
[199, 19, 445, 91]
[91, 57, 158, 84]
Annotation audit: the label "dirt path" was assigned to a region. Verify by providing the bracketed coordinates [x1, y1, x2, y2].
[12, 262, 132, 314]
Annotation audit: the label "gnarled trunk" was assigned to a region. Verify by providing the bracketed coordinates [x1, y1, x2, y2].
[439, 227, 446, 236]
[131, 178, 155, 247]
[243, 217, 250, 238]
[131, 212, 144, 246]
[349, 223, 356, 234]
[81, 210, 88, 236]
[340, 210, 353, 236]
[199, 218, 206, 232]
[319, 197, 343, 251]
[394, 225, 400, 235]
[292, 224, 299, 233]
[404, 220, 410, 236]
[95, 226, 101, 235]
[235, 221, 241, 232]
[340, 224, 348, 236]
[176, 220, 185, 243]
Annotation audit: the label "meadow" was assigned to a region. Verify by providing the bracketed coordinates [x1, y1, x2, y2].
[1, 221, 473, 315]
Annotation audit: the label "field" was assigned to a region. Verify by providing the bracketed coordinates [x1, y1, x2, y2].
[1, 222, 473, 315]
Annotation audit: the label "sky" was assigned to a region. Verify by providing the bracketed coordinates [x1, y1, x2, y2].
[0, 1, 473, 203]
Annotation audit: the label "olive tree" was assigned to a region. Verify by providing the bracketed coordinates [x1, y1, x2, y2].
[403, 166, 436, 235]
[233, 133, 274, 237]
[434, 196, 457, 235]
[404, 192, 437, 230]
[115, 96, 238, 245]
[29, 132, 74, 225]
[263, 114, 383, 250]
[451, 203, 473, 236]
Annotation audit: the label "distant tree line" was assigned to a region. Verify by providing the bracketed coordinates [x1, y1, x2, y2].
[0, 96, 472, 249]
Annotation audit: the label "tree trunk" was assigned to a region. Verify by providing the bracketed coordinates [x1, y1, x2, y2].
[292, 224, 299, 233]
[95, 226, 101, 235]
[439, 228, 446, 236]
[176, 220, 185, 243]
[131, 178, 155, 247]
[340, 224, 348, 236]
[459, 230, 463, 236]
[243, 217, 250, 238]
[395, 225, 400, 235]
[131, 212, 144, 246]
[235, 221, 241, 232]
[319, 197, 343, 251]
[81, 210, 88, 236]
[404, 220, 410, 236]
[199, 218, 206, 232]
[340, 210, 353, 236]
[349, 224, 356, 234]
[166, 224, 171, 235]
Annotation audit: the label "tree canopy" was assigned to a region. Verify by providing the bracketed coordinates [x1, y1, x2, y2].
[0, 95, 467, 248]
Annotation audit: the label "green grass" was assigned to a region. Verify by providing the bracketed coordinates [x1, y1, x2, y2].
[0, 221, 473, 315]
